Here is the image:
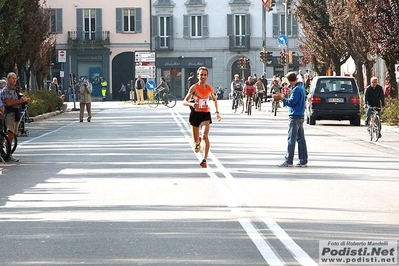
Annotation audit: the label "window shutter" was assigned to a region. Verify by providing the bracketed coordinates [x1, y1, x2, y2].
[76, 9, 83, 40]
[116, 8, 122, 33]
[183, 15, 189, 38]
[56, 9, 62, 33]
[170, 15, 174, 36]
[136, 8, 142, 33]
[202, 15, 208, 38]
[96, 9, 102, 40]
[245, 14, 251, 35]
[272, 13, 279, 37]
[227, 14, 233, 36]
[292, 17, 298, 36]
[152, 16, 158, 37]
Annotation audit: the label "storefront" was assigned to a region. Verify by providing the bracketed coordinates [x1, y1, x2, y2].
[156, 57, 213, 98]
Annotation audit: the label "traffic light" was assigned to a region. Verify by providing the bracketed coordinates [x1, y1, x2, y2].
[237, 58, 242, 68]
[288, 51, 295, 64]
[285, 0, 291, 9]
[242, 57, 247, 69]
[260, 51, 265, 62]
[266, 51, 273, 60]
[280, 50, 286, 65]
[268, 0, 275, 11]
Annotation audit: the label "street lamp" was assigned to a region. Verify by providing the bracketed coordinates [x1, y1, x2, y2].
[282, 1, 289, 75]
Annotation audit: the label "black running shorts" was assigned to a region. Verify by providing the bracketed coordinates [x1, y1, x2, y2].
[189, 111, 212, 127]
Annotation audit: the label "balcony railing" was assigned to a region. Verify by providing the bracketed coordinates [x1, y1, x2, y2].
[67, 31, 110, 48]
[229, 34, 250, 51]
[154, 35, 174, 51]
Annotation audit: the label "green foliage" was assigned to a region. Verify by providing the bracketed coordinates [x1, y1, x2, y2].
[360, 93, 399, 125]
[381, 98, 399, 125]
[24, 90, 64, 117]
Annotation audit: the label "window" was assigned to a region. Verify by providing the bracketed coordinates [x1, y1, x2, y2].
[188, 0, 202, 3]
[159, 16, 171, 48]
[273, 13, 298, 37]
[183, 15, 208, 38]
[191, 15, 202, 37]
[48, 8, 62, 34]
[84, 9, 96, 40]
[234, 15, 246, 47]
[116, 8, 142, 33]
[157, 0, 171, 4]
[123, 9, 136, 32]
[227, 14, 251, 50]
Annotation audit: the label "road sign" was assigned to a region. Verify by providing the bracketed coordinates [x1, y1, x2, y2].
[262, 0, 269, 6]
[58, 50, 66, 63]
[135, 51, 156, 78]
[277, 35, 288, 45]
[146, 80, 156, 91]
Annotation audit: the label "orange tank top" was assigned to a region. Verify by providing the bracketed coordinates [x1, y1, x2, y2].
[194, 84, 212, 112]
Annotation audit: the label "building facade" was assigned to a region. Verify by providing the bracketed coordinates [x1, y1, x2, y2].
[44, 0, 302, 100]
[151, 0, 303, 98]
[43, 0, 151, 100]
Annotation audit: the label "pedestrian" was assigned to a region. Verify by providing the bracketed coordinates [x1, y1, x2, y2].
[119, 82, 127, 101]
[49, 77, 60, 95]
[183, 66, 221, 168]
[135, 75, 145, 105]
[155, 76, 170, 103]
[101, 77, 107, 101]
[79, 79, 92, 122]
[273, 71, 308, 167]
[364, 77, 385, 134]
[186, 72, 197, 93]
[297, 70, 304, 86]
[2, 72, 31, 162]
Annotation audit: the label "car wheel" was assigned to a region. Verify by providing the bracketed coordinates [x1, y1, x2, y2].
[309, 116, 316, 125]
[353, 116, 361, 126]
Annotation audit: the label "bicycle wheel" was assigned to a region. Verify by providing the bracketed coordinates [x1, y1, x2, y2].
[274, 101, 277, 116]
[239, 98, 245, 114]
[11, 135, 17, 154]
[0, 131, 11, 162]
[257, 98, 262, 111]
[247, 99, 252, 115]
[373, 115, 381, 142]
[165, 94, 177, 108]
[233, 98, 238, 113]
[148, 94, 160, 108]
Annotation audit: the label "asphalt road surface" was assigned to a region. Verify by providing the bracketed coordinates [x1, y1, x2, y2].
[0, 100, 398, 265]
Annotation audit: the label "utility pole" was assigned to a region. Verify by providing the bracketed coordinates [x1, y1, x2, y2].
[283, 0, 289, 75]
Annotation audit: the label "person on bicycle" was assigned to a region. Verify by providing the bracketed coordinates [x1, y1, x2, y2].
[155, 76, 170, 104]
[243, 76, 256, 112]
[255, 77, 265, 109]
[230, 74, 243, 109]
[364, 77, 385, 131]
[270, 79, 282, 111]
[183, 67, 221, 168]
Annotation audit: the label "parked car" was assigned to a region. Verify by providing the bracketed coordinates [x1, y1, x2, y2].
[305, 76, 361, 126]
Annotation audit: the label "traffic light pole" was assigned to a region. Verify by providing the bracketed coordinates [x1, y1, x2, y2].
[262, 5, 267, 76]
[283, 2, 289, 75]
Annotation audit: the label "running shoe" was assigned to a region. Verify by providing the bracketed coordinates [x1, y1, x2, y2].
[278, 162, 293, 167]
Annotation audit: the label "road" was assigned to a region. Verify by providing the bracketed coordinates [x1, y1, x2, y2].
[0, 100, 398, 265]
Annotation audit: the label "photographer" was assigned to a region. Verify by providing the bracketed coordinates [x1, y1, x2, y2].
[79, 79, 92, 122]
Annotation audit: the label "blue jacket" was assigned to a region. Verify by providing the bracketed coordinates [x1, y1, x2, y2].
[283, 83, 306, 118]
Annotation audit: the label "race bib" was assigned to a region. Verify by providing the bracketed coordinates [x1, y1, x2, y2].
[198, 99, 208, 108]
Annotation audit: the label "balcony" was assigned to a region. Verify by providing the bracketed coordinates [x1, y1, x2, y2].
[154, 35, 174, 51]
[229, 34, 250, 52]
[67, 31, 110, 48]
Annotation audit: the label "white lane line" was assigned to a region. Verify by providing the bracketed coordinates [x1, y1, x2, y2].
[171, 110, 284, 265]
[171, 109, 317, 266]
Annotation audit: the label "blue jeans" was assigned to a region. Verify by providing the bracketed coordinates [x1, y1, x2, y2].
[285, 117, 308, 165]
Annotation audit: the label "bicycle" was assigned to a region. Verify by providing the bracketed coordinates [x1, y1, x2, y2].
[0, 116, 12, 162]
[367, 107, 382, 142]
[18, 104, 29, 136]
[271, 98, 279, 116]
[256, 92, 264, 111]
[148, 90, 177, 108]
[233, 91, 244, 114]
[246, 93, 254, 115]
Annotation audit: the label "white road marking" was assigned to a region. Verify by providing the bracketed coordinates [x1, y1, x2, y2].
[171, 109, 317, 266]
